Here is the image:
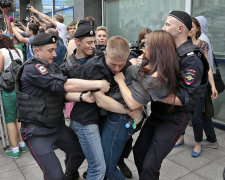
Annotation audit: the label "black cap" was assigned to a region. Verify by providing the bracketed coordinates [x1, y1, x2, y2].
[31, 33, 57, 46]
[169, 10, 192, 30]
[74, 19, 95, 38]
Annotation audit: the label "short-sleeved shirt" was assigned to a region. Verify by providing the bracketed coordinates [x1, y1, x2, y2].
[125, 64, 170, 105]
[56, 22, 67, 47]
[197, 40, 209, 54]
[23, 32, 34, 59]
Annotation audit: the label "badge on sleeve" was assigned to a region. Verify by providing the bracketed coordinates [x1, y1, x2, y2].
[35, 64, 48, 75]
[184, 69, 196, 85]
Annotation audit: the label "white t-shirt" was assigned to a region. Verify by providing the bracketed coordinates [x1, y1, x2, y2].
[56, 21, 67, 47]
[0, 48, 23, 70]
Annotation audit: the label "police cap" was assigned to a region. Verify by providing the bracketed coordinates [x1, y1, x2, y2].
[31, 33, 57, 46]
[74, 19, 95, 38]
[169, 10, 192, 30]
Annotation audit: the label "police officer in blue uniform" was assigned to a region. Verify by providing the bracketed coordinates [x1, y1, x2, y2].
[16, 32, 110, 180]
[133, 11, 209, 180]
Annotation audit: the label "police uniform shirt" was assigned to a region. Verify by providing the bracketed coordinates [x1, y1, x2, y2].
[20, 58, 67, 96]
[176, 39, 204, 105]
[70, 55, 131, 125]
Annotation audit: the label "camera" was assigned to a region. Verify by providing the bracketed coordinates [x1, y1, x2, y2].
[129, 41, 145, 50]
[0, 0, 13, 8]
[26, 3, 31, 11]
[14, 20, 20, 26]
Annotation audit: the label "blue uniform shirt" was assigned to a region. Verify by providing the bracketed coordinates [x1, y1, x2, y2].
[20, 58, 67, 96]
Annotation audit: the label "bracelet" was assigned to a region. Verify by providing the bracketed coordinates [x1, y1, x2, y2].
[79, 92, 84, 102]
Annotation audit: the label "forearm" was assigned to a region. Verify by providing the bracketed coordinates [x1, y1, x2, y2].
[12, 28, 28, 43]
[65, 92, 81, 102]
[4, 14, 13, 36]
[117, 80, 142, 110]
[64, 79, 102, 92]
[94, 92, 129, 114]
[35, 11, 56, 27]
[208, 67, 216, 89]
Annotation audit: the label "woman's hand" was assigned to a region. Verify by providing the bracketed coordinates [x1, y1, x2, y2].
[114, 72, 125, 83]
[83, 91, 95, 103]
[211, 86, 218, 99]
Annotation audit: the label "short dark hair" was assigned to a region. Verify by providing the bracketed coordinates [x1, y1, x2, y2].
[28, 23, 39, 35]
[138, 27, 152, 43]
[192, 17, 201, 39]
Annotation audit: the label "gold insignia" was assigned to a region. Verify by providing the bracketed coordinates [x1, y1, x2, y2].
[52, 37, 56, 42]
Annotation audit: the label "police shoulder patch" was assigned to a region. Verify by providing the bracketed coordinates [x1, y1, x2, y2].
[184, 69, 196, 85]
[35, 64, 48, 75]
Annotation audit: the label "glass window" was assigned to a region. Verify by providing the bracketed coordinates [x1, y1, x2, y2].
[104, 0, 185, 42]
[192, 0, 225, 58]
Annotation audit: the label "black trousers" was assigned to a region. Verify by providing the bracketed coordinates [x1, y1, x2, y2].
[133, 111, 191, 180]
[21, 123, 85, 180]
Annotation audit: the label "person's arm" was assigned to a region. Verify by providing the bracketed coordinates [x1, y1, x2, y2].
[31, 16, 46, 31]
[0, 7, 13, 37]
[65, 91, 95, 103]
[93, 91, 129, 114]
[114, 72, 143, 111]
[160, 94, 182, 105]
[29, 6, 57, 27]
[64, 79, 110, 93]
[0, 50, 4, 72]
[11, 23, 30, 43]
[204, 52, 218, 99]
[67, 39, 77, 56]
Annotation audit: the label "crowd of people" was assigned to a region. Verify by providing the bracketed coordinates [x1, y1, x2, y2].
[0, 4, 223, 180]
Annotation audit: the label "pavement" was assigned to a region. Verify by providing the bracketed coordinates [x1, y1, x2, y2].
[0, 121, 225, 180]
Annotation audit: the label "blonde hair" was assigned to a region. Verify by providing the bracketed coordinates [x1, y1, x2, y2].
[96, 26, 108, 35]
[106, 36, 130, 60]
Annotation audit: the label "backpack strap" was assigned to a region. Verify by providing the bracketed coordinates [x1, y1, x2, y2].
[7, 49, 14, 62]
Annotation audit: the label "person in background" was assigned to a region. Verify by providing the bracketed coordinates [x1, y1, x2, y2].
[46, 28, 67, 65]
[175, 17, 218, 157]
[11, 22, 39, 59]
[0, 34, 27, 158]
[28, 6, 67, 47]
[0, 7, 13, 37]
[67, 20, 77, 40]
[94, 26, 108, 56]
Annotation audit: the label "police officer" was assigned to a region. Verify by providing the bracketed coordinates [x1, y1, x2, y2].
[16, 32, 110, 180]
[133, 11, 209, 180]
[62, 19, 95, 78]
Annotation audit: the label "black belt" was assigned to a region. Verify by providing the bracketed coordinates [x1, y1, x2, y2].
[22, 123, 43, 128]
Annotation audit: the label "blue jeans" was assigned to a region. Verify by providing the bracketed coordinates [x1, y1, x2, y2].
[101, 112, 135, 180]
[71, 121, 106, 180]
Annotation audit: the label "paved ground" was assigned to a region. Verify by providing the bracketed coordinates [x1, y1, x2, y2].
[0, 123, 225, 180]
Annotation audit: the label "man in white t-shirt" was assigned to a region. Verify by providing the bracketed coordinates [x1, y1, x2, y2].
[29, 6, 67, 47]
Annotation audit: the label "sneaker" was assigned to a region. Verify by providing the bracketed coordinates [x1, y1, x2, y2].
[201, 140, 219, 149]
[19, 146, 27, 153]
[6, 150, 20, 159]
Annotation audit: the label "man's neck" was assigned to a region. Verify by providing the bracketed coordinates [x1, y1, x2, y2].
[75, 49, 88, 59]
[175, 36, 188, 48]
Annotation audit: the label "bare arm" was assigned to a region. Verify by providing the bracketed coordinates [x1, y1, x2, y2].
[11, 23, 30, 43]
[31, 16, 46, 31]
[65, 91, 95, 103]
[204, 52, 218, 99]
[64, 79, 110, 93]
[94, 91, 129, 114]
[0, 7, 13, 37]
[29, 6, 57, 27]
[160, 94, 182, 105]
[114, 72, 143, 111]
[0, 50, 4, 72]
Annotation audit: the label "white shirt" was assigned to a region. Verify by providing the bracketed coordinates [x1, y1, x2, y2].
[0, 48, 23, 70]
[56, 22, 68, 47]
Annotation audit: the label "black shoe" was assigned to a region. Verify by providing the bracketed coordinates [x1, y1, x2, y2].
[118, 160, 132, 179]
[64, 170, 79, 180]
[83, 171, 107, 180]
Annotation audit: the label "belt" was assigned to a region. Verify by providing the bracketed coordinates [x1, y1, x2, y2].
[22, 123, 43, 128]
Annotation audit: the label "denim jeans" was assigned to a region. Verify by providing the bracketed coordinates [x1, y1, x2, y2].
[71, 121, 106, 180]
[101, 112, 135, 180]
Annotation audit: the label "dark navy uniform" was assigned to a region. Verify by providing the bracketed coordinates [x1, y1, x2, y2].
[16, 33, 84, 180]
[133, 40, 209, 180]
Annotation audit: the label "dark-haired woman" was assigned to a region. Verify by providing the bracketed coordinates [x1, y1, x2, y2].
[114, 30, 181, 179]
[0, 34, 27, 158]
[175, 17, 218, 157]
